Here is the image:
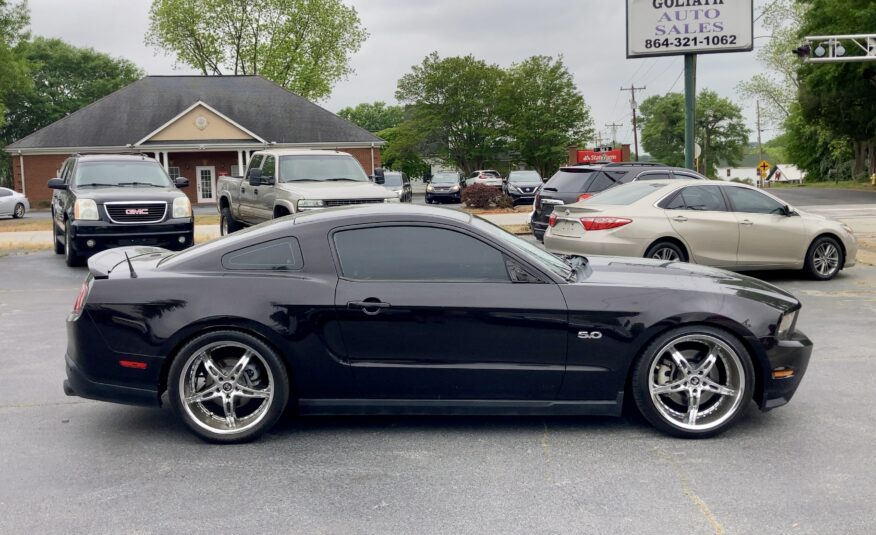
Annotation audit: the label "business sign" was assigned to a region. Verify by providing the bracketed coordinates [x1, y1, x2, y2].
[627, 0, 753, 58]
[577, 149, 623, 163]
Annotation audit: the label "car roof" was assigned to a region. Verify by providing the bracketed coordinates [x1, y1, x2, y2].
[292, 204, 472, 226]
[252, 149, 355, 157]
[72, 154, 161, 163]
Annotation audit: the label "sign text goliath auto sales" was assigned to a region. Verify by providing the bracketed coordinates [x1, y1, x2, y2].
[626, 0, 753, 58]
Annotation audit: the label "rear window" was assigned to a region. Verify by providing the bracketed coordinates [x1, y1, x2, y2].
[383, 173, 404, 187]
[584, 182, 667, 205]
[544, 170, 596, 193]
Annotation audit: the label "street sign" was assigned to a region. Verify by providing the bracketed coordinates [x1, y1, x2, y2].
[626, 0, 754, 58]
[758, 160, 771, 177]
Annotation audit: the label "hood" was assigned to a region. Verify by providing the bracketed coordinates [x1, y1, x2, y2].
[276, 181, 392, 200]
[578, 255, 800, 313]
[72, 186, 186, 203]
[508, 181, 543, 188]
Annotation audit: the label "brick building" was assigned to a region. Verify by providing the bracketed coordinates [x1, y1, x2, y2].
[5, 76, 384, 206]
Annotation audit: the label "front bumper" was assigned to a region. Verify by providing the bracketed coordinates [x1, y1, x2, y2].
[426, 191, 461, 202]
[758, 329, 813, 411]
[69, 218, 194, 254]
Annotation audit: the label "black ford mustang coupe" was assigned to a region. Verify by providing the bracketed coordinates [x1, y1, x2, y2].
[63, 205, 812, 443]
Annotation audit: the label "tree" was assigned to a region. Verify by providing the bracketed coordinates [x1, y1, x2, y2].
[498, 56, 593, 177]
[0, 37, 143, 145]
[0, 0, 30, 127]
[146, 0, 367, 101]
[377, 122, 430, 177]
[396, 52, 505, 174]
[337, 101, 404, 133]
[639, 91, 749, 177]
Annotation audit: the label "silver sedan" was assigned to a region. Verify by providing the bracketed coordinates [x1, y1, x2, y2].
[544, 180, 857, 281]
[0, 187, 29, 219]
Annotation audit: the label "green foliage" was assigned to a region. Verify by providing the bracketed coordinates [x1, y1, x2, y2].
[377, 123, 430, 178]
[146, 0, 367, 100]
[0, 0, 31, 128]
[0, 37, 143, 145]
[639, 90, 749, 177]
[338, 101, 404, 133]
[498, 55, 593, 177]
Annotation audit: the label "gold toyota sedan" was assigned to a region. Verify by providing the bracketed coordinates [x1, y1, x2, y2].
[544, 180, 858, 280]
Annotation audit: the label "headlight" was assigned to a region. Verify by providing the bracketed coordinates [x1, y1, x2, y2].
[385, 197, 400, 203]
[777, 310, 798, 338]
[394, 189, 403, 196]
[73, 199, 99, 221]
[172, 196, 192, 218]
[426, 184, 434, 192]
[449, 184, 460, 192]
[297, 200, 325, 210]
[508, 184, 520, 193]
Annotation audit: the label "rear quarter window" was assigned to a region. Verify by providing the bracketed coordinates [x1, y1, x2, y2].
[544, 170, 595, 193]
[221, 237, 303, 271]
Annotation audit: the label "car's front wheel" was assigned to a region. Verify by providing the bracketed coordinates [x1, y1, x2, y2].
[168, 330, 290, 443]
[220, 207, 242, 236]
[631, 326, 753, 438]
[12, 203, 25, 219]
[64, 224, 82, 267]
[805, 236, 843, 281]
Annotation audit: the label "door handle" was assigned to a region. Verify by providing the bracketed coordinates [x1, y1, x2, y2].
[740, 219, 754, 226]
[348, 300, 391, 316]
[673, 216, 688, 222]
[254, 188, 258, 195]
[241, 187, 245, 194]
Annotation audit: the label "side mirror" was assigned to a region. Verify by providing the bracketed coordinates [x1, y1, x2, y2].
[373, 167, 385, 185]
[248, 168, 262, 186]
[784, 204, 796, 217]
[174, 177, 189, 188]
[47, 178, 67, 190]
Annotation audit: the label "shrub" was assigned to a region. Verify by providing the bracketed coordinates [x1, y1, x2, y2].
[494, 194, 514, 209]
[461, 183, 501, 208]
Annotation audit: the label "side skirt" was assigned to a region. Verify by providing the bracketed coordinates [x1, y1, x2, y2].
[297, 394, 624, 417]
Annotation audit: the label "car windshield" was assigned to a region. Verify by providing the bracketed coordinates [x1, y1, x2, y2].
[278, 155, 369, 183]
[480, 171, 501, 178]
[585, 181, 668, 205]
[432, 173, 459, 184]
[544, 169, 595, 192]
[383, 173, 403, 187]
[509, 171, 541, 183]
[73, 162, 172, 188]
[471, 216, 572, 280]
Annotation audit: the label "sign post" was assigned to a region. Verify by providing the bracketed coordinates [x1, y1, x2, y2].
[626, 0, 754, 172]
[758, 160, 771, 187]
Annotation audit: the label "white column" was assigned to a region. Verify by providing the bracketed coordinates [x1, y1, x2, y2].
[237, 150, 244, 175]
[162, 151, 170, 172]
[18, 153, 26, 196]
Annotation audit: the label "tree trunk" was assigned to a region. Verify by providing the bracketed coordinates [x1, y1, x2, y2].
[853, 141, 865, 179]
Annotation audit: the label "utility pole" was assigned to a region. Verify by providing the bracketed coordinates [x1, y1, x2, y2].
[605, 122, 623, 146]
[756, 100, 764, 187]
[620, 85, 645, 161]
[683, 55, 697, 171]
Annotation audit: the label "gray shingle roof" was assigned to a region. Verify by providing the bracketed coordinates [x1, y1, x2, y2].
[7, 76, 383, 149]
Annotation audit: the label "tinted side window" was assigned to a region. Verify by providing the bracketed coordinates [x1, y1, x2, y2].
[0, 188, 12, 197]
[679, 186, 727, 211]
[587, 172, 616, 192]
[334, 226, 509, 282]
[725, 187, 785, 214]
[222, 237, 303, 271]
[247, 155, 264, 176]
[662, 192, 686, 209]
[261, 156, 276, 179]
[637, 172, 672, 181]
[545, 170, 595, 192]
[673, 171, 705, 180]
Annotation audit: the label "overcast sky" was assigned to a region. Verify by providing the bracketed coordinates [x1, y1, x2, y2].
[27, 0, 777, 146]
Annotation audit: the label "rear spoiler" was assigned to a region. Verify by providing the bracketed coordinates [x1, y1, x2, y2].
[87, 246, 169, 279]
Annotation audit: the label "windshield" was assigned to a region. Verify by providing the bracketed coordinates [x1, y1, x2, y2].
[471, 216, 572, 280]
[585, 181, 667, 205]
[432, 173, 459, 184]
[383, 173, 404, 187]
[544, 170, 595, 192]
[73, 162, 172, 188]
[509, 171, 541, 183]
[278, 155, 369, 183]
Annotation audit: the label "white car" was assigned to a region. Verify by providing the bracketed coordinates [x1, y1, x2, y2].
[465, 170, 504, 188]
[0, 187, 29, 219]
[544, 180, 857, 280]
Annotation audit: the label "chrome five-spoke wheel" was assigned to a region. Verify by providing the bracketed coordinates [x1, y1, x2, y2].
[169, 331, 289, 443]
[633, 327, 753, 438]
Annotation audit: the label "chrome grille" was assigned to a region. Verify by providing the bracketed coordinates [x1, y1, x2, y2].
[324, 199, 385, 207]
[104, 202, 167, 224]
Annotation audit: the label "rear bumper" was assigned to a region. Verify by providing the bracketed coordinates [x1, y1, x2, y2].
[544, 229, 648, 257]
[69, 219, 194, 254]
[758, 330, 813, 411]
[64, 354, 159, 407]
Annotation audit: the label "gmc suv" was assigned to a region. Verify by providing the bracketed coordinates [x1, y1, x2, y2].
[48, 154, 194, 266]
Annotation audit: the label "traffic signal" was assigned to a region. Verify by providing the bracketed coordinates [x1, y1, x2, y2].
[869, 37, 876, 56]
[792, 44, 811, 58]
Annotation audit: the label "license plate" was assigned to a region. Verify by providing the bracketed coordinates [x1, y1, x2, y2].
[553, 221, 580, 236]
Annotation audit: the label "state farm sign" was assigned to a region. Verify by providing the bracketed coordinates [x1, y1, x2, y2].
[626, 0, 753, 58]
[577, 149, 623, 163]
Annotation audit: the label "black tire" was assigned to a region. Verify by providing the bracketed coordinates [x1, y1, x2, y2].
[168, 330, 290, 444]
[64, 224, 83, 267]
[220, 207, 242, 236]
[631, 325, 754, 439]
[804, 235, 843, 281]
[52, 216, 64, 255]
[12, 203, 25, 219]
[645, 240, 688, 262]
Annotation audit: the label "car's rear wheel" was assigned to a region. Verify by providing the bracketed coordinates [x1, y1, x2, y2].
[168, 330, 289, 443]
[220, 207, 242, 236]
[12, 203, 24, 219]
[805, 236, 843, 281]
[631, 326, 753, 438]
[64, 224, 82, 267]
[645, 241, 687, 262]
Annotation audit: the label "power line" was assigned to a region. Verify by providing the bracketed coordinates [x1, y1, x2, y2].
[605, 122, 624, 145]
[666, 68, 684, 94]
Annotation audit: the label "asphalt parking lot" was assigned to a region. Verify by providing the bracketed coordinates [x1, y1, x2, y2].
[1, 246, 875, 534]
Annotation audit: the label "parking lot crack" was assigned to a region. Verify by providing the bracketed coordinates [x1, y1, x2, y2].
[653, 447, 725, 535]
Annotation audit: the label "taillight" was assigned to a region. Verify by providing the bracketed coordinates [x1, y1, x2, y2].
[73, 282, 89, 315]
[577, 193, 592, 202]
[549, 213, 558, 227]
[580, 217, 632, 231]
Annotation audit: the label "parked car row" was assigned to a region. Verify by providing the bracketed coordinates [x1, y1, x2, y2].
[0, 187, 29, 219]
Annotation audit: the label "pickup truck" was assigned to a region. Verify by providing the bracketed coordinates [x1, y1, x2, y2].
[217, 149, 398, 234]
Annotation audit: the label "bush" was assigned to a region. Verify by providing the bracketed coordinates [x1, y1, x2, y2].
[460, 184, 516, 209]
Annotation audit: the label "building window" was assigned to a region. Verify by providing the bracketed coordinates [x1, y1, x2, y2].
[168, 167, 181, 180]
[231, 165, 241, 177]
